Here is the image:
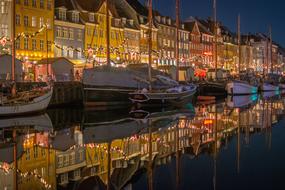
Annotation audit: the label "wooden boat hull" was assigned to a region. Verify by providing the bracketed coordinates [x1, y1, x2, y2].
[261, 83, 279, 92]
[198, 82, 227, 97]
[226, 81, 258, 95]
[0, 88, 53, 117]
[83, 86, 133, 108]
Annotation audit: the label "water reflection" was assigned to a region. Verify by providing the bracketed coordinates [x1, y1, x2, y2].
[0, 95, 285, 190]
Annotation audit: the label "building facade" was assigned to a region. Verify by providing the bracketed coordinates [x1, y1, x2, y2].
[0, 0, 12, 54]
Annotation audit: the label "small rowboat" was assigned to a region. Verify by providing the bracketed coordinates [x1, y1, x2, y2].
[0, 87, 53, 117]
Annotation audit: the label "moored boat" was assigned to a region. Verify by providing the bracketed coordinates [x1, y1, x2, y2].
[226, 94, 258, 108]
[226, 80, 258, 95]
[0, 87, 53, 117]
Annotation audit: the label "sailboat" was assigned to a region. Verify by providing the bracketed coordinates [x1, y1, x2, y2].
[198, 0, 227, 98]
[0, 0, 52, 117]
[260, 26, 279, 92]
[226, 15, 258, 95]
[129, 0, 196, 107]
[82, 0, 176, 108]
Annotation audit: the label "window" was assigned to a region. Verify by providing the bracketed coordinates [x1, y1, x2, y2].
[70, 153, 75, 165]
[40, 0, 44, 8]
[32, 39, 36, 50]
[77, 30, 82, 40]
[24, 0, 28, 6]
[0, 24, 8, 36]
[32, 16, 37, 27]
[63, 46, 67, 56]
[89, 13, 94, 22]
[47, 41, 51, 51]
[26, 148, 30, 160]
[16, 0, 20, 4]
[72, 12, 79, 23]
[39, 17, 44, 28]
[87, 28, 92, 36]
[32, 0, 36, 7]
[77, 48, 82, 58]
[0, 1, 8, 14]
[62, 28, 68, 38]
[57, 156, 63, 168]
[63, 155, 69, 166]
[24, 16, 29, 27]
[47, 0, 52, 10]
[99, 29, 103, 38]
[33, 146, 38, 158]
[79, 150, 84, 161]
[40, 40, 44, 50]
[69, 29, 74, 39]
[16, 14, 21, 25]
[46, 19, 51, 29]
[56, 27, 61, 37]
[68, 49, 73, 58]
[15, 39, 20, 49]
[59, 9, 66, 20]
[24, 38, 28, 49]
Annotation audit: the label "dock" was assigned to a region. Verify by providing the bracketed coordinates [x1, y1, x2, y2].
[17, 82, 83, 107]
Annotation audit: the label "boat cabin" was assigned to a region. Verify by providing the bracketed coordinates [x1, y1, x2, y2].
[0, 54, 23, 82]
[35, 57, 74, 82]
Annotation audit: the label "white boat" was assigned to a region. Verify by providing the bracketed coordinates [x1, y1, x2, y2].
[261, 83, 279, 92]
[0, 113, 52, 129]
[0, 88, 53, 117]
[226, 94, 258, 108]
[129, 84, 197, 107]
[226, 81, 258, 95]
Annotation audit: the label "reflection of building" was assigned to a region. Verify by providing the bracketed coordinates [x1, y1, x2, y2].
[53, 127, 86, 186]
[18, 132, 56, 190]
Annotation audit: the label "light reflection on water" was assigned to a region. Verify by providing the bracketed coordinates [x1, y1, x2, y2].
[0, 92, 285, 190]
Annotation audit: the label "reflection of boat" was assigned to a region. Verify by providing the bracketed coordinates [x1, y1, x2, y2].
[261, 83, 279, 92]
[226, 81, 258, 95]
[198, 81, 227, 97]
[0, 88, 53, 117]
[262, 91, 280, 100]
[129, 84, 197, 107]
[226, 94, 258, 108]
[0, 114, 53, 129]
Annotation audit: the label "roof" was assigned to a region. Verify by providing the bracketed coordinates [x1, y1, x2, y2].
[126, 0, 148, 17]
[36, 57, 74, 65]
[55, 0, 74, 10]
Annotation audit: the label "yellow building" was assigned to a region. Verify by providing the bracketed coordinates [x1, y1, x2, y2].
[15, 0, 54, 71]
[17, 133, 56, 190]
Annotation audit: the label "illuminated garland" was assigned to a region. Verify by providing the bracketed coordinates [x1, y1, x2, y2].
[0, 162, 52, 189]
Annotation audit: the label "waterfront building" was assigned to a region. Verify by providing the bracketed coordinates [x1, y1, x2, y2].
[126, 0, 158, 66]
[15, 0, 55, 66]
[155, 14, 176, 67]
[54, 0, 85, 70]
[240, 35, 254, 71]
[0, 0, 12, 54]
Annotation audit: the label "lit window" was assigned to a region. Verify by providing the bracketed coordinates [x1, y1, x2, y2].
[32, 0, 36, 7]
[24, 16, 29, 27]
[32, 39, 37, 50]
[40, 0, 44, 8]
[32, 16, 37, 27]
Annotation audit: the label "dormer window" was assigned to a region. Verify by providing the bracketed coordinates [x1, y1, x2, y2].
[122, 18, 126, 25]
[181, 24, 184, 29]
[89, 13, 94, 22]
[156, 16, 161, 23]
[162, 17, 166, 24]
[72, 12, 79, 23]
[115, 19, 120, 26]
[129, 19, 134, 26]
[139, 16, 144, 23]
[167, 18, 171, 25]
[59, 9, 66, 21]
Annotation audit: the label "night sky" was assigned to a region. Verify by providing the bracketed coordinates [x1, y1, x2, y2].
[139, 0, 285, 46]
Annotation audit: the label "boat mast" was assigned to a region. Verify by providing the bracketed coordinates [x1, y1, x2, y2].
[175, 0, 180, 81]
[106, 0, 111, 67]
[148, 0, 153, 90]
[237, 14, 241, 76]
[269, 25, 273, 73]
[11, 0, 16, 96]
[213, 0, 218, 80]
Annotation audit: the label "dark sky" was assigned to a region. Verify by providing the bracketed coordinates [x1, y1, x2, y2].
[139, 0, 285, 46]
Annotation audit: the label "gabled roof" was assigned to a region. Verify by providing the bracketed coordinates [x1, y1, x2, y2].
[126, 0, 148, 17]
[37, 57, 74, 65]
[55, 0, 74, 10]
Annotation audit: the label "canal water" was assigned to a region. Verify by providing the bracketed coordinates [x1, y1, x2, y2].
[1, 92, 285, 190]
